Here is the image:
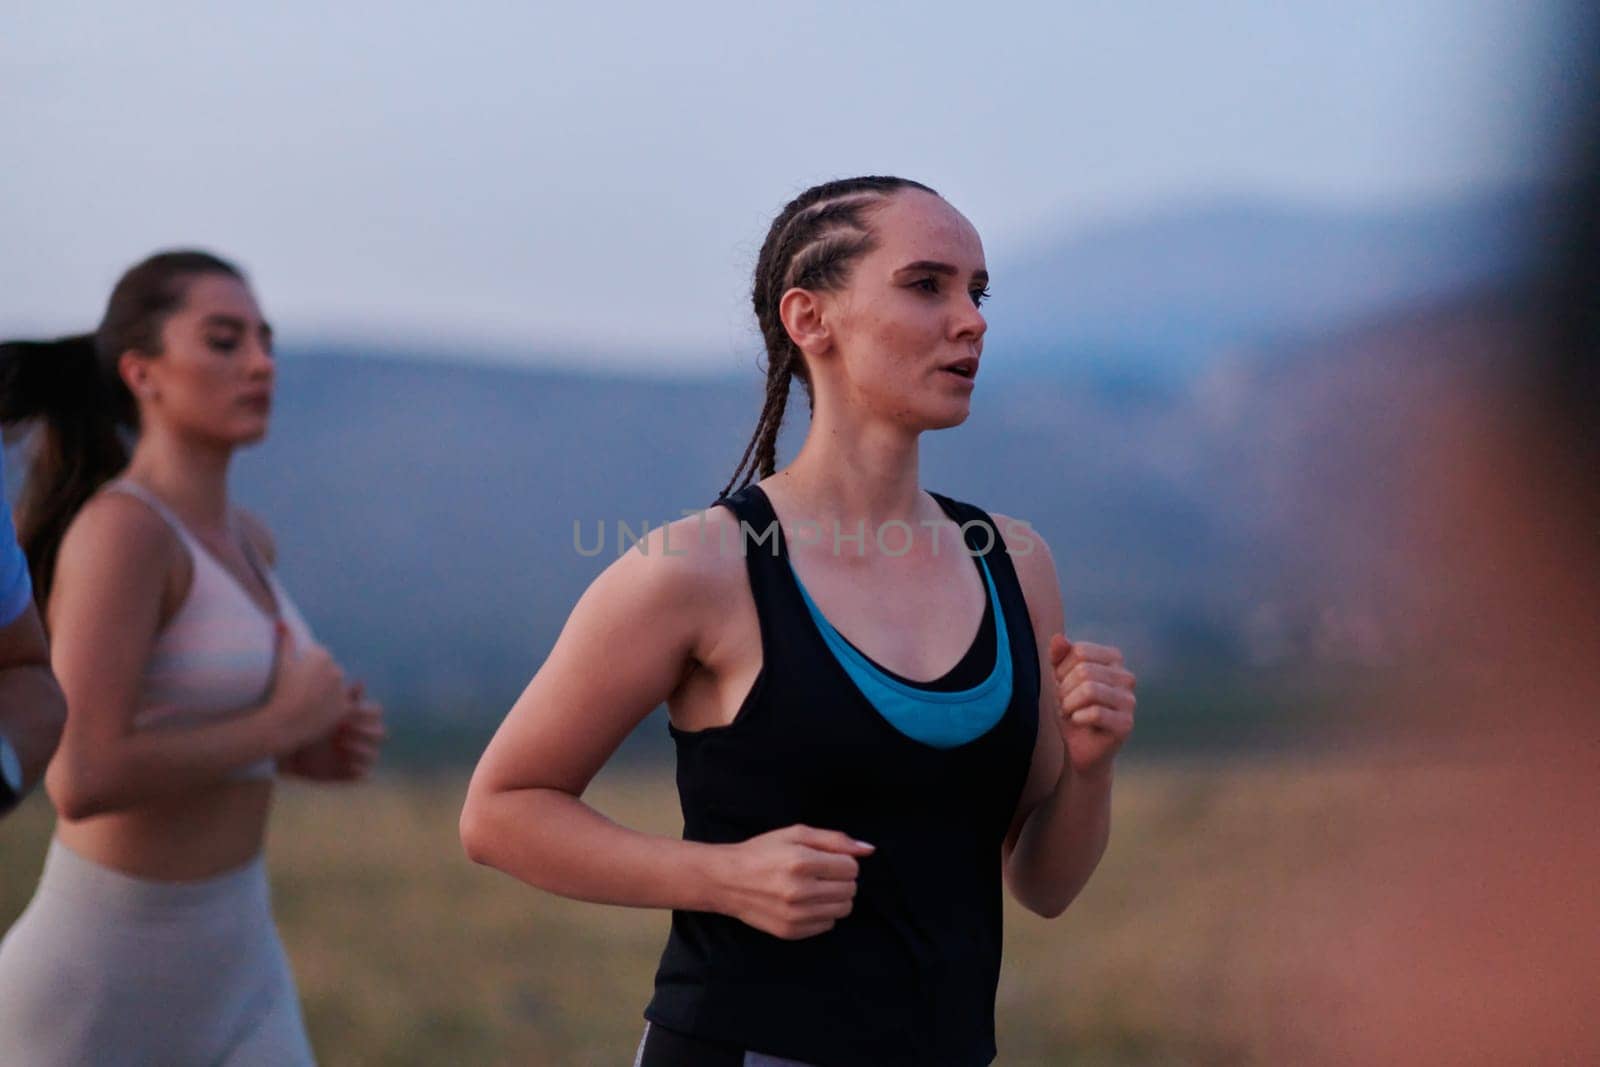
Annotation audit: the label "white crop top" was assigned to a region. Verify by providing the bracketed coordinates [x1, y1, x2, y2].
[102, 480, 316, 781]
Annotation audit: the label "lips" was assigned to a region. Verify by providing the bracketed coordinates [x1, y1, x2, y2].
[941, 356, 979, 380]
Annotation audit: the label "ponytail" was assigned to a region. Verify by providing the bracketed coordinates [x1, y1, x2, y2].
[0, 249, 243, 605]
[0, 334, 133, 607]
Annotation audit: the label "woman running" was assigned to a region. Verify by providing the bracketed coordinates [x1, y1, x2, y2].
[0, 250, 386, 1065]
[462, 176, 1136, 1066]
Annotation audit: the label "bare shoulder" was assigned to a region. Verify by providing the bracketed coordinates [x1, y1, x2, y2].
[59, 490, 184, 574]
[234, 506, 277, 567]
[52, 490, 187, 626]
[589, 504, 748, 609]
[986, 510, 1060, 614]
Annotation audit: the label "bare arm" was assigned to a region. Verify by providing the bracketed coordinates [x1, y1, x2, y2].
[44, 494, 345, 820]
[461, 514, 869, 938]
[0, 601, 67, 793]
[461, 520, 733, 908]
[998, 517, 1126, 918]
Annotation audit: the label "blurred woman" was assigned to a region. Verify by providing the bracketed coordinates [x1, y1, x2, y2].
[462, 177, 1136, 1066]
[0, 431, 66, 820]
[0, 251, 385, 1065]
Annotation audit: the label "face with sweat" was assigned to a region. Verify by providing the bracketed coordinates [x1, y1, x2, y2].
[807, 189, 989, 431]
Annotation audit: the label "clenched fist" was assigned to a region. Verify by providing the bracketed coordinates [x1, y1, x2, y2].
[1048, 635, 1135, 777]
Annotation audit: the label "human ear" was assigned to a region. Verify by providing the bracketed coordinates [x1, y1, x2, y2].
[779, 287, 832, 360]
[117, 351, 157, 400]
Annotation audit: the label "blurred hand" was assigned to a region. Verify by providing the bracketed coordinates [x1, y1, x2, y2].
[717, 824, 873, 940]
[265, 621, 348, 753]
[1049, 634, 1135, 777]
[279, 678, 387, 783]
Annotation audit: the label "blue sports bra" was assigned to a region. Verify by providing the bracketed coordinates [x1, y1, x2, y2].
[786, 550, 1013, 749]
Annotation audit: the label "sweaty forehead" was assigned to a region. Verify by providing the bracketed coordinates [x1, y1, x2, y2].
[870, 190, 985, 266]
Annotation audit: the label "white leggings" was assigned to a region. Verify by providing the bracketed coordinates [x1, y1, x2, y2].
[0, 838, 315, 1066]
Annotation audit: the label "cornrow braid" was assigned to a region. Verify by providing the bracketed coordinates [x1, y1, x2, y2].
[721, 176, 937, 498]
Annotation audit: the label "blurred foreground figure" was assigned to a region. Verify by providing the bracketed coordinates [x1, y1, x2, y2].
[1258, 83, 1600, 1065]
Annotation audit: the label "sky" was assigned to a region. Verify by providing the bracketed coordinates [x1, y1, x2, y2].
[0, 1, 1577, 371]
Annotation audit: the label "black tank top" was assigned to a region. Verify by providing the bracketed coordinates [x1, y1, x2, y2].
[643, 483, 1040, 1067]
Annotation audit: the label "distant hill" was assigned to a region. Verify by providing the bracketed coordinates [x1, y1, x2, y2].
[233, 354, 1254, 742]
[235, 315, 1473, 765]
[984, 189, 1537, 384]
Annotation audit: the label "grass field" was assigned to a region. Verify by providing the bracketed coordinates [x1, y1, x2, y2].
[0, 756, 1471, 1065]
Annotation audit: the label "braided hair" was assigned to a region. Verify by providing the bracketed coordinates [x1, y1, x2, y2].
[720, 176, 937, 497]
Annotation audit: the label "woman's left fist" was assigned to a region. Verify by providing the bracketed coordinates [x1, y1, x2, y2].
[1049, 634, 1135, 776]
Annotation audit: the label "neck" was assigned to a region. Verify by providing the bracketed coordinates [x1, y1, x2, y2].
[123, 426, 235, 529]
[773, 400, 927, 529]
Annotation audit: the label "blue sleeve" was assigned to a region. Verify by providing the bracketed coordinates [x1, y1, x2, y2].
[0, 439, 35, 627]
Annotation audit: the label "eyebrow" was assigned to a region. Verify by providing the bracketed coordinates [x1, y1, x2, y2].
[896, 260, 990, 284]
[201, 314, 273, 340]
